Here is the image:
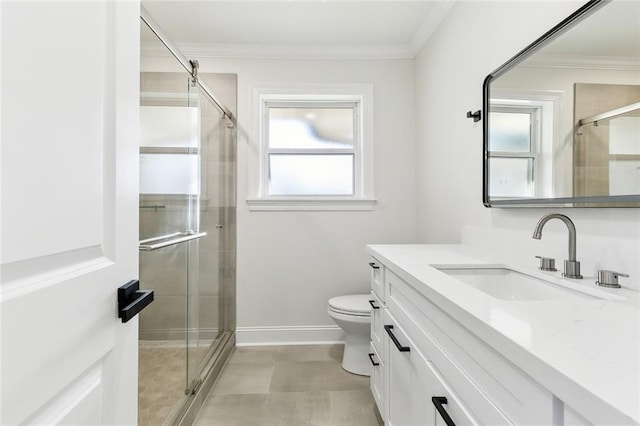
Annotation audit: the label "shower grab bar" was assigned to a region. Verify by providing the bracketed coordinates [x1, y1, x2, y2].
[139, 232, 207, 251]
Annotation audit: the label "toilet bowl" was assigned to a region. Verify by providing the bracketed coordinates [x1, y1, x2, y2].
[328, 294, 371, 376]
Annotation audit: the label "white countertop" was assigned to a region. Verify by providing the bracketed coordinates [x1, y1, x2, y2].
[367, 244, 640, 424]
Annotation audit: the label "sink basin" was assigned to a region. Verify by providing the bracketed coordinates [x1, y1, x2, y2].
[436, 266, 598, 301]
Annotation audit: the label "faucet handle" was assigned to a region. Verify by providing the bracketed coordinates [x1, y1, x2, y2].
[535, 255, 557, 272]
[596, 270, 629, 288]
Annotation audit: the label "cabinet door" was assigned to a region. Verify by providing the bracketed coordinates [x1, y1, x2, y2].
[426, 362, 479, 426]
[386, 318, 431, 425]
[385, 312, 479, 426]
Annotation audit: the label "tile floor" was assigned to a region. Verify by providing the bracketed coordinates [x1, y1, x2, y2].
[138, 341, 187, 426]
[193, 344, 383, 426]
[139, 339, 217, 425]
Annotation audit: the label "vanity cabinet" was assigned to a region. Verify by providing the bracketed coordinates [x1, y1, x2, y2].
[370, 260, 556, 425]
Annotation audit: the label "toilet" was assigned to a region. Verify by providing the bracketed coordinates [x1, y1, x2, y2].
[328, 294, 371, 376]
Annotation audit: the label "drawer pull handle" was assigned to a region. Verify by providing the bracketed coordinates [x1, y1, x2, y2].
[368, 300, 380, 309]
[368, 262, 380, 270]
[432, 396, 456, 426]
[384, 325, 410, 352]
[368, 352, 380, 366]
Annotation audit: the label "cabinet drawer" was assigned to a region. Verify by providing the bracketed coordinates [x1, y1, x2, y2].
[369, 342, 385, 421]
[370, 291, 384, 355]
[369, 257, 385, 302]
[385, 309, 511, 426]
[387, 271, 554, 425]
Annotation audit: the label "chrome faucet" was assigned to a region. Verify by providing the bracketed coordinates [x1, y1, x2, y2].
[532, 213, 583, 279]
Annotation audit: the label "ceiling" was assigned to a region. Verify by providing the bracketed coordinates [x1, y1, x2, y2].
[141, 0, 455, 59]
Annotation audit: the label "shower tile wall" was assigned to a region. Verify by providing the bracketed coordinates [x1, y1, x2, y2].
[139, 200, 189, 339]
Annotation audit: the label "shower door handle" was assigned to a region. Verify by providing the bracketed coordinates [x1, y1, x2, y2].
[138, 231, 207, 251]
[118, 280, 154, 323]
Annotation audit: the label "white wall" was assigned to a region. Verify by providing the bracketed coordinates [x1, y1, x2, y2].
[193, 58, 419, 343]
[415, 1, 640, 290]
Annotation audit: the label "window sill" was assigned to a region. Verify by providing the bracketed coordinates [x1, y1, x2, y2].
[246, 197, 377, 211]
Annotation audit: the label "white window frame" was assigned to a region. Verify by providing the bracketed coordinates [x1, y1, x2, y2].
[247, 84, 376, 211]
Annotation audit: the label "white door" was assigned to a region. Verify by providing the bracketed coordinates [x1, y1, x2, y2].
[1, 1, 141, 424]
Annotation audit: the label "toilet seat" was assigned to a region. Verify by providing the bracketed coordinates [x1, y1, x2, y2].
[328, 294, 371, 317]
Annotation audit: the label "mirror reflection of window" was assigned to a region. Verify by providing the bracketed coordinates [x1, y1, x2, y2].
[488, 107, 540, 198]
[489, 112, 532, 152]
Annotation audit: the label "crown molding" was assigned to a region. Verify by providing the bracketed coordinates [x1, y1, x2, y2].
[522, 54, 640, 71]
[142, 42, 417, 60]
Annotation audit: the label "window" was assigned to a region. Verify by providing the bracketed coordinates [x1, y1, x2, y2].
[266, 103, 357, 196]
[248, 85, 375, 211]
[488, 106, 541, 198]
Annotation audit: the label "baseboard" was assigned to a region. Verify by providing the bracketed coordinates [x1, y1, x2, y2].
[236, 325, 345, 346]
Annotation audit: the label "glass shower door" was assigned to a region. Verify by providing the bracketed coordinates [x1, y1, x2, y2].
[186, 83, 227, 394]
[138, 70, 204, 423]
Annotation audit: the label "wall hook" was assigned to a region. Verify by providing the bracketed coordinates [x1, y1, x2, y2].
[466, 110, 481, 122]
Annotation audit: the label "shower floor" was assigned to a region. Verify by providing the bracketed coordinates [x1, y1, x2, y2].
[138, 340, 186, 426]
[138, 340, 216, 426]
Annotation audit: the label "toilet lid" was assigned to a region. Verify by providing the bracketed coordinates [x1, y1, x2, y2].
[328, 294, 371, 316]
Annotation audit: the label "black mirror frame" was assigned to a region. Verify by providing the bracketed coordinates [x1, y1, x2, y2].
[482, 0, 640, 208]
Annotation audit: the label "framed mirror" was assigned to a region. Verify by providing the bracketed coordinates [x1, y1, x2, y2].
[483, 0, 640, 207]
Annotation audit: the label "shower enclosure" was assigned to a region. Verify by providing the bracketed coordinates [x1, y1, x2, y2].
[138, 10, 236, 425]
